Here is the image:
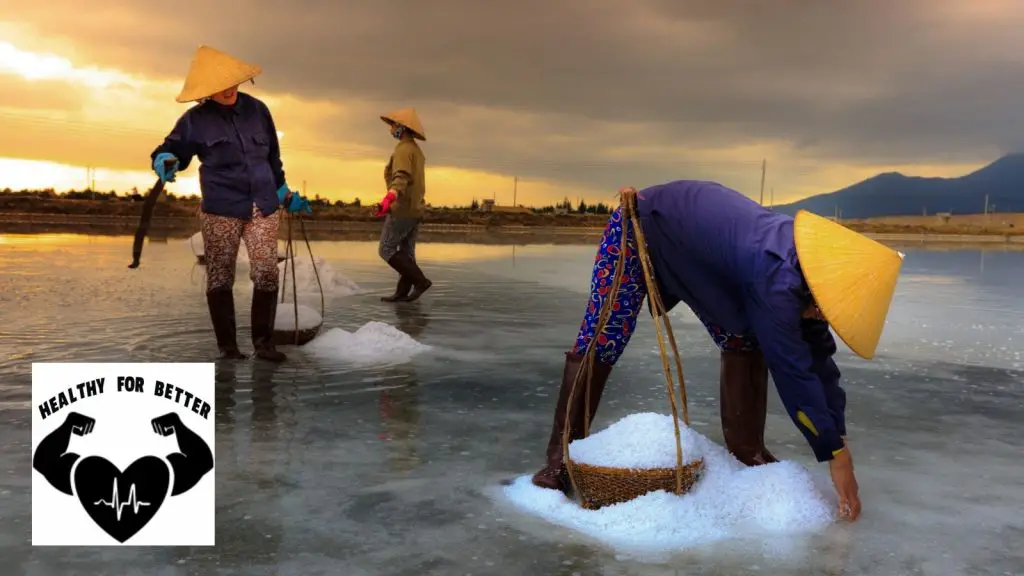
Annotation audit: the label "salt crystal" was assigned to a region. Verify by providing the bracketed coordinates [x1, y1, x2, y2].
[501, 412, 834, 555]
[278, 256, 362, 298]
[304, 321, 430, 364]
[274, 304, 322, 331]
[568, 412, 706, 468]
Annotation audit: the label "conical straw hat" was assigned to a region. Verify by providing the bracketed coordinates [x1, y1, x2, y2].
[793, 210, 904, 360]
[380, 108, 426, 140]
[175, 45, 262, 103]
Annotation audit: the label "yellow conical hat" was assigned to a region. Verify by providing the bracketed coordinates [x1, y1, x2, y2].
[175, 45, 262, 103]
[380, 108, 426, 140]
[793, 210, 904, 359]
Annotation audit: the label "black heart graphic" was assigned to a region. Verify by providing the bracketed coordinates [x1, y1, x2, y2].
[73, 455, 170, 543]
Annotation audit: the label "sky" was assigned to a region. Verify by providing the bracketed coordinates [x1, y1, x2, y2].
[0, 1, 1020, 207]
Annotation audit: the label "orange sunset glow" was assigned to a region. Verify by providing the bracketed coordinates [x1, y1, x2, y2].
[0, 6, 1012, 207]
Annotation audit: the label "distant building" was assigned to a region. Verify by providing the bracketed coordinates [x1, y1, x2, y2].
[478, 199, 532, 214]
[936, 212, 952, 224]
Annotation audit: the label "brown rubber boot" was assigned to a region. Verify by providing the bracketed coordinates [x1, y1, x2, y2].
[386, 252, 432, 302]
[530, 351, 613, 493]
[381, 276, 413, 302]
[720, 349, 778, 466]
[251, 289, 287, 362]
[206, 288, 248, 359]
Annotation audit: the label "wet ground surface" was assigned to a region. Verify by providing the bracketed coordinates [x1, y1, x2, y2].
[0, 235, 1022, 575]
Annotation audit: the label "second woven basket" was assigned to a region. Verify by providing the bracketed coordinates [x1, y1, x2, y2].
[562, 188, 705, 510]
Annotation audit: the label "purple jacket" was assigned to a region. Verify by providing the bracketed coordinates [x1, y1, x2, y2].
[636, 180, 846, 462]
[151, 92, 285, 220]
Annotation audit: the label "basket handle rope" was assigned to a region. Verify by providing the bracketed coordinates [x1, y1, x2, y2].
[278, 212, 325, 345]
[562, 187, 691, 498]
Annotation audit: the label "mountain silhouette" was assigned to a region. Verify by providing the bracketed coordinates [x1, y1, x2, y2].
[773, 154, 1024, 219]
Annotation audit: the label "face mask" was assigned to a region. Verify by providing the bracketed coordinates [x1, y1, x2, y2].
[391, 125, 406, 140]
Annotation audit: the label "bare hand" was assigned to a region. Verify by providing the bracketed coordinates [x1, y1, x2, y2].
[65, 412, 95, 436]
[151, 413, 182, 437]
[829, 445, 861, 521]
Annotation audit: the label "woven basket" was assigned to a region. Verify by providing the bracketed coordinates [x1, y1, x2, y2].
[566, 459, 705, 510]
[272, 325, 321, 346]
[563, 188, 704, 510]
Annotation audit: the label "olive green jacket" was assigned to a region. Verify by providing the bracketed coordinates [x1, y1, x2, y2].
[384, 137, 426, 218]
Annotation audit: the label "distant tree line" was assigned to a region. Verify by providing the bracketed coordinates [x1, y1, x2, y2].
[0, 187, 611, 214]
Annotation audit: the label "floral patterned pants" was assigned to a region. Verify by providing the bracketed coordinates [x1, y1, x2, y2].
[573, 207, 759, 366]
[200, 204, 281, 293]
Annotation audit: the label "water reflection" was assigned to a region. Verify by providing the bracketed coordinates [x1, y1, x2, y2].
[1, 237, 1022, 574]
[377, 302, 431, 474]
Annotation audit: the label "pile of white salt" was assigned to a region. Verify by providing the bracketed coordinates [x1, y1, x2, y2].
[304, 321, 431, 364]
[274, 303, 323, 332]
[502, 412, 835, 555]
[278, 256, 363, 299]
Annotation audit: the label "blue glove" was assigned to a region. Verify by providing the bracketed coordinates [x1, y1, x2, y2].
[286, 193, 313, 214]
[153, 153, 179, 183]
[276, 183, 291, 205]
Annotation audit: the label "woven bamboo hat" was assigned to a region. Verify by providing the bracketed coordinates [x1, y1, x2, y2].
[380, 108, 426, 140]
[793, 209, 904, 359]
[175, 45, 262, 103]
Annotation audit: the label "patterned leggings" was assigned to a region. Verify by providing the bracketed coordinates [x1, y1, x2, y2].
[200, 204, 281, 293]
[573, 207, 759, 366]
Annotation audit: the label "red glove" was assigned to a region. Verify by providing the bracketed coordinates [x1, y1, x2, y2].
[374, 190, 398, 218]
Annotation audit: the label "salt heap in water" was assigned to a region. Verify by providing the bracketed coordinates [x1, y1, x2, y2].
[503, 412, 834, 555]
[278, 256, 362, 298]
[274, 303, 322, 331]
[304, 321, 430, 364]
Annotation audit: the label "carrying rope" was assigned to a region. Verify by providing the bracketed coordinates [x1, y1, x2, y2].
[562, 187, 692, 497]
[279, 212, 325, 345]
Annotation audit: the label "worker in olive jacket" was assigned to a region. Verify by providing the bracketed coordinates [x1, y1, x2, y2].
[374, 108, 432, 302]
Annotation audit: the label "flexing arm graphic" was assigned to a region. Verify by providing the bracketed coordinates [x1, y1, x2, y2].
[33, 412, 214, 497]
[151, 412, 214, 496]
[32, 412, 94, 495]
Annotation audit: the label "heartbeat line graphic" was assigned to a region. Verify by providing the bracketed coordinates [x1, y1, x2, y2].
[92, 478, 151, 521]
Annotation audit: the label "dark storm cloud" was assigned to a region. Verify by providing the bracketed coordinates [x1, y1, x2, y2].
[10, 0, 1024, 192]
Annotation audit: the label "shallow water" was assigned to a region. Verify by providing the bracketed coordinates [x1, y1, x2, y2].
[1, 234, 1022, 575]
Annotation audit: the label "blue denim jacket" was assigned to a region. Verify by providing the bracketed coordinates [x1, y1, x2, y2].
[637, 180, 846, 462]
[151, 92, 285, 220]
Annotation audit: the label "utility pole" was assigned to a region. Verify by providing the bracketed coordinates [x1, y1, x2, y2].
[513, 176, 518, 207]
[984, 193, 989, 215]
[758, 159, 766, 205]
[769, 187, 774, 209]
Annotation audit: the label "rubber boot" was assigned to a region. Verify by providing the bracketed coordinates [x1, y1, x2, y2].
[720, 350, 777, 466]
[386, 252, 432, 302]
[381, 276, 413, 303]
[530, 352, 613, 493]
[206, 288, 247, 359]
[251, 289, 287, 362]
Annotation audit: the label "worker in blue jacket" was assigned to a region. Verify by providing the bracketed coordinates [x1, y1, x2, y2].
[150, 45, 313, 362]
[530, 181, 904, 521]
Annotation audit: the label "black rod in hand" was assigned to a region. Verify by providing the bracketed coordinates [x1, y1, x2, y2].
[128, 159, 177, 269]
